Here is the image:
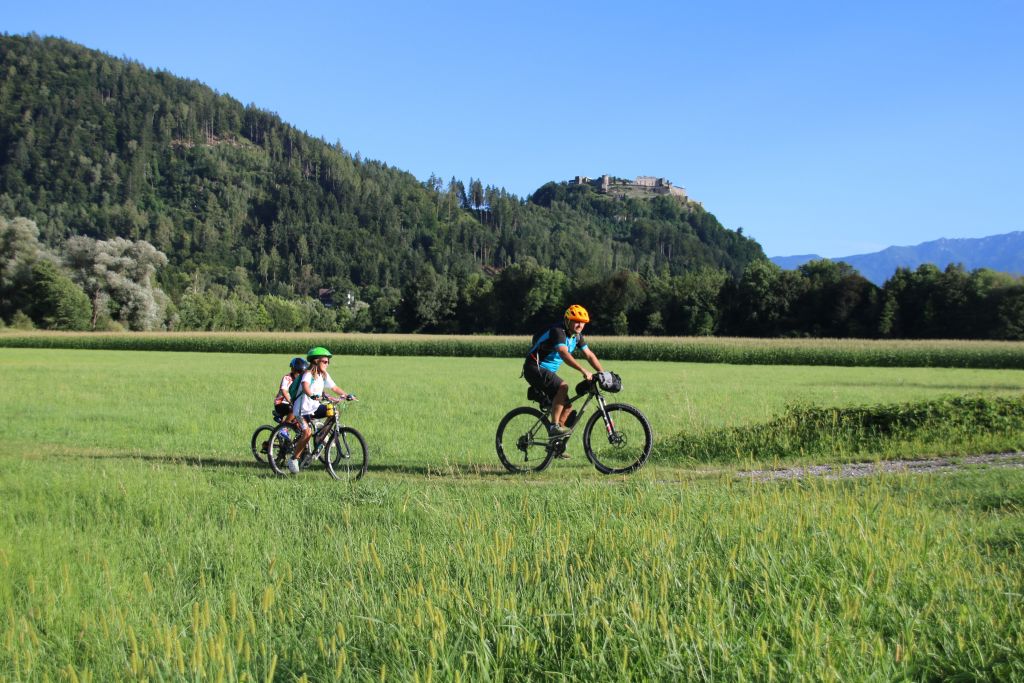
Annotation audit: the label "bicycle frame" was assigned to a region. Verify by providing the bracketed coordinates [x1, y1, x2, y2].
[532, 381, 615, 446]
[298, 401, 345, 465]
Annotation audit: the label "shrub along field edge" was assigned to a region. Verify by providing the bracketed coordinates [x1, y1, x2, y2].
[3, 331, 1024, 368]
[666, 394, 1024, 464]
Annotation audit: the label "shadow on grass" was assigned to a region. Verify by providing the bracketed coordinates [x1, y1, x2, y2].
[77, 452, 270, 472]
[65, 451, 579, 480]
[368, 462, 515, 478]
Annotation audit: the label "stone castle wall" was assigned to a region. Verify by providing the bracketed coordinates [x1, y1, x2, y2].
[572, 175, 687, 199]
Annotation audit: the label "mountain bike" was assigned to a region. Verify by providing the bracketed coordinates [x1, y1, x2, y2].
[495, 371, 652, 475]
[250, 412, 296, 463]
[266, 398, 368, 481]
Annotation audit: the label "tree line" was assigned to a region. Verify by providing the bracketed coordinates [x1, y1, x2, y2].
[4, 212, 1023, 340]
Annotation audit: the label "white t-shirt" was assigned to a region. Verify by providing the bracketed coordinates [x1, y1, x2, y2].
[292, 370, 337, 417]
[275, 373, 293, 405]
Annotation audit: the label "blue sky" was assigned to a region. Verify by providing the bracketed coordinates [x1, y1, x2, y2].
[4, 1, 1022, 258]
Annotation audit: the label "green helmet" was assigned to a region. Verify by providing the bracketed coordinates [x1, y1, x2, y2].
[307, 346, 333, 360]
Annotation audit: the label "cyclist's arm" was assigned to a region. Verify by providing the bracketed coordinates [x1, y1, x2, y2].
[322, 375, 354, 402]
[582, 347, 604, 373]
[301, 378, 316, 398]
[558, 347, 593, 381]
[277, 377, 292, 404]
[327, 386, 355, 401]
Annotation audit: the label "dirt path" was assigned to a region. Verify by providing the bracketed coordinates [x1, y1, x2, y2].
[737, 452, 1024, 482]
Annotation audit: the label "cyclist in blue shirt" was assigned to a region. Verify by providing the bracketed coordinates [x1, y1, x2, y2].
[523, 304, 605, 438]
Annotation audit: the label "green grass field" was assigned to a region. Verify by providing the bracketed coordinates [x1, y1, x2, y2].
[1, 348, 1023, 680]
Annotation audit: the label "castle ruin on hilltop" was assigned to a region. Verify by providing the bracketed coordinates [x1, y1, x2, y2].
[571, 174, 688, 199]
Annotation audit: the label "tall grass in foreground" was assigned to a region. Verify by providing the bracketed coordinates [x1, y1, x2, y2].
[3, 330, 1024, 367]
[1, 460, 1022, 680]
[667, 395, 1024, 464]
[1, 349, 1023, 678]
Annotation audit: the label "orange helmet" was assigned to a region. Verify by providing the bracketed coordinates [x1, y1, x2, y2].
[564, 304, 590, 324]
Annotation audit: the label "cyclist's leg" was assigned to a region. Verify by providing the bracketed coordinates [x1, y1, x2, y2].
[293, 416, 313, 461]
[563, 405, 577, 428]
[551, 382, 570, 427]
[524, 363, 566, 428]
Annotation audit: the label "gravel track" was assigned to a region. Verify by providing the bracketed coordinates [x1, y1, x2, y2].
[737, 452, 1024, 482]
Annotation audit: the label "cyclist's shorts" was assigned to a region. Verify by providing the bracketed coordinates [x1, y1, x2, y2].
[297, 403, 328, 430]
[523, 361, 565, 400]
[274, 403, 292, 420]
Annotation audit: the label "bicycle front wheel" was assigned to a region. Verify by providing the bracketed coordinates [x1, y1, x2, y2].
[582, 403, 653, 474]
[250, 424, 275, 463]
[496, 406, 555, 474]
[266, 424, 298, 476]
[325, 427, 368, 481]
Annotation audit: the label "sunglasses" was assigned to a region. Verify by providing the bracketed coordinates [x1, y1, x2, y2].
[317, 359, 330, 364]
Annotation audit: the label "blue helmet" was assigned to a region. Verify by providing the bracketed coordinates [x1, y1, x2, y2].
[289, 357, 310, 372]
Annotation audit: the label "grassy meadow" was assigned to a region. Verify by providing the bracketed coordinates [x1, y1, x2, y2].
[1, 347, 1024, 680]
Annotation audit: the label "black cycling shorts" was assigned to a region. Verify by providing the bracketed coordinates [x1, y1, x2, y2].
[274, 403, 292, 419]
[298, 403, 328, 427]
[523, 361, 566, 400]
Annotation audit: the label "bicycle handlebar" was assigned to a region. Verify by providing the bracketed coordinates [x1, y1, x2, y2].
[317, 394, 357, 404]
[575, 371, 620, 397]
[575, 377, 598, 396]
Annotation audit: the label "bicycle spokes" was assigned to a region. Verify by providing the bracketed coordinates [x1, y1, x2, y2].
[583, 403, 652, 475]
[496, 407, 556, 474]
[326, 426, 369, 481]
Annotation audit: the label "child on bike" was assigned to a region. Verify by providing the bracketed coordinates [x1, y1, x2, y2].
[290, 346, 355, 474]
[524, 305, 605, 445]
[275, 357, 310, 423]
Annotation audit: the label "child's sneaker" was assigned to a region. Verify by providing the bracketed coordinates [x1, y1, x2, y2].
[287, 458, 300, 474]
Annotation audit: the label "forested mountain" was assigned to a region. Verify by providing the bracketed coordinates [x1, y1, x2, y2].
[771, 231, 1024, 285]
[0, 34, 762, 333]
[6, 34, 1024, 340]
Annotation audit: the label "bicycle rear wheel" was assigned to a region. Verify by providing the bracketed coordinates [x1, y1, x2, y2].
[325, 427, 368, 481]
[496, 406, 555, 474]
[582, 403, 653, 474]
[250, 424, 275, 463]
[266, 424, 298, 476]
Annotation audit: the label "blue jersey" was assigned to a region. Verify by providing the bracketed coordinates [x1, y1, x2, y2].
[526, 324, 588, 372]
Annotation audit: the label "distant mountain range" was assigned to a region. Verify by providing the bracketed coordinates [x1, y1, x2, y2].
[771, 231, 1024, 285]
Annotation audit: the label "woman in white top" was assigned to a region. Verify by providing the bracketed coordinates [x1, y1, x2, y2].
[289, 346, 354, 474]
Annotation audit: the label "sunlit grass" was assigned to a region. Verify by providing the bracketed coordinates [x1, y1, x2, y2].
[3, 349, 1024, 470]
[2, 460, 1022, 680]
[1, 349, 1023, 679]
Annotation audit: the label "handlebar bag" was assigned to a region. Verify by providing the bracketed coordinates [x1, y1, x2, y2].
[595, 371, 622, 393]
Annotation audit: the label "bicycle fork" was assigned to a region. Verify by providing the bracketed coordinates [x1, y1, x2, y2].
[596, 396, 616, 437]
